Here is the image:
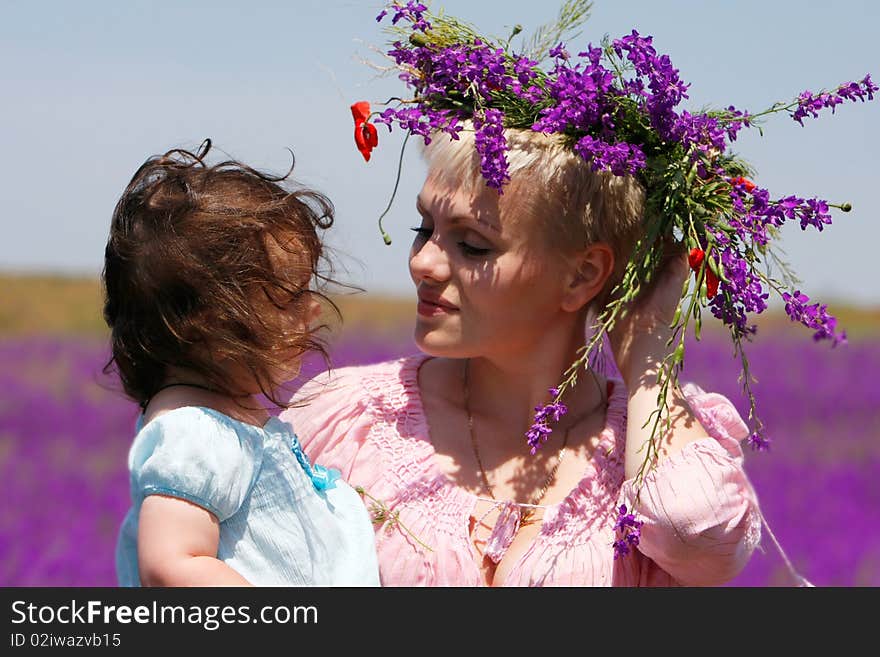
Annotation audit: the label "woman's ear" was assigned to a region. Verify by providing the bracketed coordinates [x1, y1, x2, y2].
[561, 242, 615, 313]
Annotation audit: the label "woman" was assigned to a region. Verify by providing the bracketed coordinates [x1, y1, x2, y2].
[281, 128, 761, 586]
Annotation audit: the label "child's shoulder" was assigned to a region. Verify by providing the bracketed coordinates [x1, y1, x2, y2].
[129, 406, 265, 477]
[135, 405, 265, 446]
[127, 406, 267, 522]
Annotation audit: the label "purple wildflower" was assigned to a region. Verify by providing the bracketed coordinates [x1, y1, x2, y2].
[773, 196, 833, 232]
[531, 50, 615, 135]
[473, 108, 510, 191]
[612, 30, 690, 140]
[612, 504, 644, 560]
[672, 111, 728, 155]
[791, 75, 879, 125]
[714, 105, 753, 143]
[747, 432, 772, 452]
[837, 74, 878, 101]
[374, 106, 433, 142]
[509, 54, 541, 100]
[578, 45, 604, 68]
[782, 291, 847, 347]
[728, 186, 834, 250]
[548, 42, 570, 61]
[573, 134, 646, 176]
[706, 241, 767, 338]
[526, 389, 568, 454]
[792, 89, 844, 125]
[377, 2, 431, 32]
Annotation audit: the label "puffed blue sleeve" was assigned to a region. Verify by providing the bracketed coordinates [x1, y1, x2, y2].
[127, 407, 263, 522]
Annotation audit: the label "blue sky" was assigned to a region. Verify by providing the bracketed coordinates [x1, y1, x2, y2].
[2, 0, 878, 306]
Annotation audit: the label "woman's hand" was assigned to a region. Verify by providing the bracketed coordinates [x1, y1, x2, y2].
[607, 246, 689, 388]
[606, 245, 712, 480]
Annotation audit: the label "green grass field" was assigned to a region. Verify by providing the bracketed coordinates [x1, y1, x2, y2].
[0, 273, 417, 338]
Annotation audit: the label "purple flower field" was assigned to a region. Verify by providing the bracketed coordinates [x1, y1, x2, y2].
[1, 328, 878, 587]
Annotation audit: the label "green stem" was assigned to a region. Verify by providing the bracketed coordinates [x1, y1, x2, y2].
[377, 130, 412, 246]
[731, 325, 763, 435]
[355, 487, 433, 552]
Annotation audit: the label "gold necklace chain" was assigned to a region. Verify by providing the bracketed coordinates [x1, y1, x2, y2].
[462, 359, 605, 526]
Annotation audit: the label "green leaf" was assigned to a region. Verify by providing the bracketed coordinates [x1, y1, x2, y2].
[523, 0, 594, 62]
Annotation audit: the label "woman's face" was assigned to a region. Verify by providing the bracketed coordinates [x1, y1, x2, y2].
[409, 171, 577, 359]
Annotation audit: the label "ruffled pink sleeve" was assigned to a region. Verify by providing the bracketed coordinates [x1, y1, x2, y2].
[618, 382, 762, 586]
[279, 367, 374, 483]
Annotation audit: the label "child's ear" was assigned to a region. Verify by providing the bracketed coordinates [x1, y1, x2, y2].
[561, 242, 614, 313]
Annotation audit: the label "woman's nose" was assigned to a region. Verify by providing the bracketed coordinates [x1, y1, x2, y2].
[409, 236, 451, 284]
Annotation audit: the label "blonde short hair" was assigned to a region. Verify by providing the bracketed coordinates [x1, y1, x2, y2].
[422, 125, 646, 292]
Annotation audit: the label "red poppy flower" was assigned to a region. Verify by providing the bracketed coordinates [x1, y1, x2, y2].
[688, 248, 705, 272]
[351, 101, 370, 124]
[688, 247, 719, 297]
[730, 176, 756, 193]
[351, 101, 378, 162]
[705, 269, 719, 298]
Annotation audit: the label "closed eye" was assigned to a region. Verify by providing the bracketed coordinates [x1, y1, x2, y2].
[411, 226, 492, 257]
[458, 242, 491, 257]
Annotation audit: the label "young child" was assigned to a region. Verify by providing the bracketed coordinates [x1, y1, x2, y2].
[104, 140, 379, 586]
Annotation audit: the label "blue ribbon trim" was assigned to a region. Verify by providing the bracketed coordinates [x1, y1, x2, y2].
[289, 432, 339, 491]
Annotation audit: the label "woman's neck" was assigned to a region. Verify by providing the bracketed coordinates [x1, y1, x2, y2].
[464, 315, 602, 434]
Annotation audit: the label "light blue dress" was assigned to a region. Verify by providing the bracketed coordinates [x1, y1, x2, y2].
[115, 406, 380, 586]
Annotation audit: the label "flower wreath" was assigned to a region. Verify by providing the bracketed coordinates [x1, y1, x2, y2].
[351, 1, 877, 489]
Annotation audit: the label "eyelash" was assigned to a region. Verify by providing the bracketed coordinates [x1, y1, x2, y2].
[410, 227, 491, 257]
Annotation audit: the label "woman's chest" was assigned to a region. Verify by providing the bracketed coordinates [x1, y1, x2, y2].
[371, 479, 619, 586]
[358, 376, 625, 585]
[472, 497, 620, 586]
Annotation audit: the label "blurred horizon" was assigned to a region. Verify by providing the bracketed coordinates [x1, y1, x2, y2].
[2, 270, 878, 340]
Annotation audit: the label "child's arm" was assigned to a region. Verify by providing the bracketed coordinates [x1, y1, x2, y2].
[137, 494, 252, 587]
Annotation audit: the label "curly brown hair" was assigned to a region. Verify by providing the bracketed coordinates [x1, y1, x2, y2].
[102, 139, 341, 410]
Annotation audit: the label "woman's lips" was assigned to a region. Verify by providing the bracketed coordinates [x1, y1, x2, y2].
[417, 296, 459, 317]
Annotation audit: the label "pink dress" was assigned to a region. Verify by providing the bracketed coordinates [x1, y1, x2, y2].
[281, 353, 762, 586]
